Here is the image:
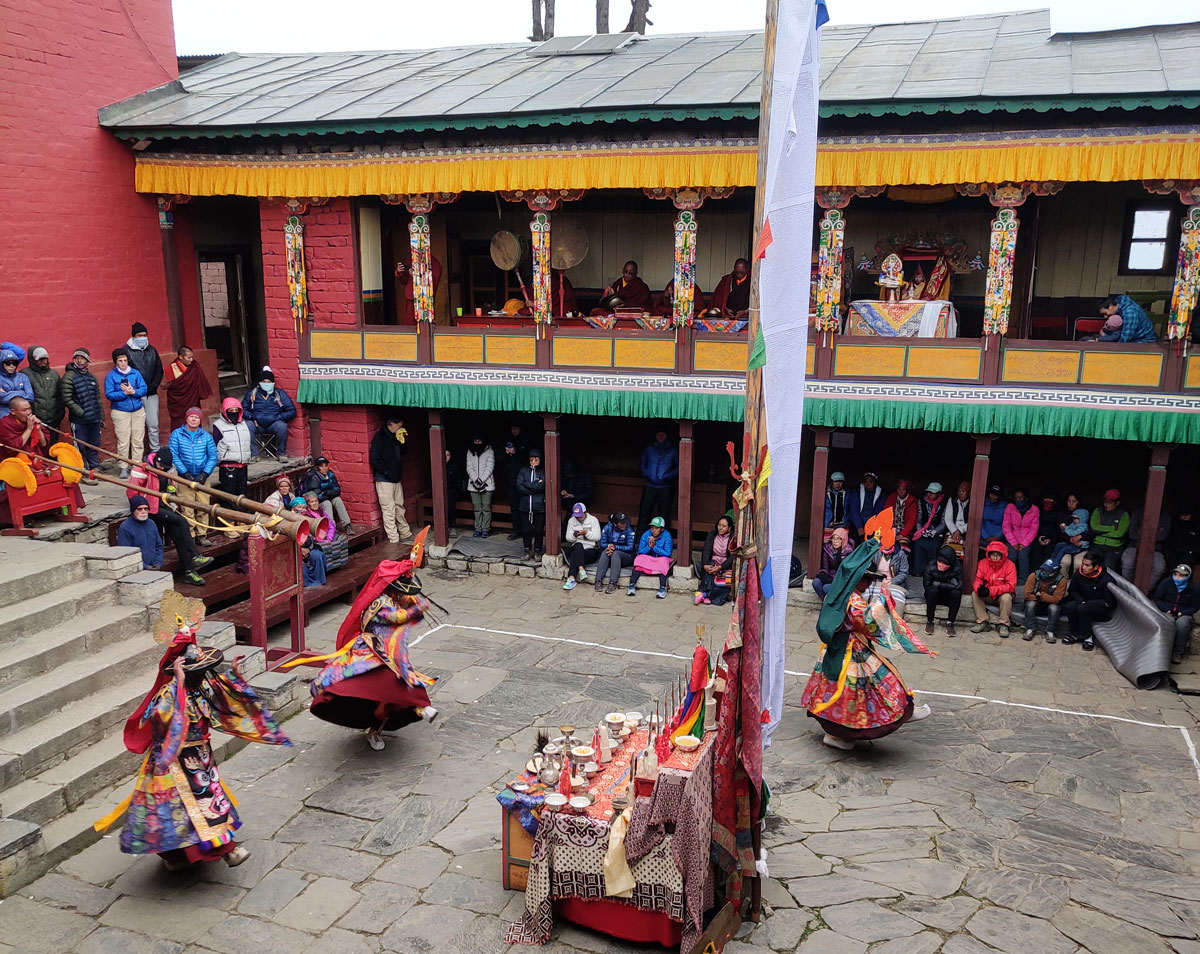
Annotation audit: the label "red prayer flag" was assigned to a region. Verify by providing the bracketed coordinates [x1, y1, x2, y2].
[753, 215, 774, 260]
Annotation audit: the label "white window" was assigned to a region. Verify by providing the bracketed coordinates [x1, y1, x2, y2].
[1121, 202, 1177, 275]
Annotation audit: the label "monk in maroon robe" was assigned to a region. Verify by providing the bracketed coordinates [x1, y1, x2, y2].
[395, 256, 444, 324]
[0, 397, 49, 463]
[551, 271, 578, 316]
[709, 258, 751, 319]
[164, 346, 213, 433]
[656, 279, 706, 317]
[602, 261, 653, 311]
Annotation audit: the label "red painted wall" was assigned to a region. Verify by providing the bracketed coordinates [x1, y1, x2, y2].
[0, 0, 182, 363]
[259, 198, 359, 456]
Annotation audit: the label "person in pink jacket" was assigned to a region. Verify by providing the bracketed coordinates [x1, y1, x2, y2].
[1003, 488, 1040, 584]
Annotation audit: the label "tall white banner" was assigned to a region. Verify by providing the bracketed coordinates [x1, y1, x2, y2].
[758, 0, 824, 746]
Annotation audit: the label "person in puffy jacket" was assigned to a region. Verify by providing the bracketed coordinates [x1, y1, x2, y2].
[971, 540, 1017, 637]
[299, 456, 351, 531]
[465, 433, 495, 538]
[1062, 550, 1117, 650]
[61, 348, 103, 470]
[979, 484, 1007, 545]
[637, 429, 678, 535]
[127, 448, 211, 585]
[595, 511, 637, 594]
[168, 406, 218, 547]
[627, 516, 674, 599]
[848, 471, 886, 540]
[1022, 558, 1068, 643]
[516, 448, 546, 561]
[923, 545, 963, 638]
[1003, 488, 1040, 582]
[213, 396, 253, 500]
[1153, 564, 1200, 665]
[241, 366, 296, 456]
[812, 528, 855, 599]
[24, 347, 63, 432]
[0, 347, 34, 419]
[105, 348, 148, 475]
[125, 322, 164, 450]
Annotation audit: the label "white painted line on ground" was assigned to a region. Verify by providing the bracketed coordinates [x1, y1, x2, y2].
[423, 623, 1200, 784]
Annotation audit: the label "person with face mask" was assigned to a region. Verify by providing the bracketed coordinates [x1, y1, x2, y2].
[1022, 558, 1068, 643]
[125, 322, 164, 451]
[1062, 550, 1117, 650]
[213, 398, 254, 530]
[241, 366, 296, 457]
[1003, 487, 1039, 583]
[24, 346, 63, 431]
[105, 347, 148, 477]
[1153, 564, 1200, 665]
[0, 347, 34, 419]
[465, 432, 495, 538]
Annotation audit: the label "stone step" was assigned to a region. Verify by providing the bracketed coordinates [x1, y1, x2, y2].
[0, 633, 163, 740]
[0, 553, 87, 612]
[0, 622, 239, 786]
[0, 603, 148, 692]
[0, 578, 119, 647]
[2, 735, 143, 827]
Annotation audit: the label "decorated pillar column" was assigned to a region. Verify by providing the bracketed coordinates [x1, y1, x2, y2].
[285, 213, 311, 336]
[382, 192, 459, 330]
[1169, 206, 1200, 343]
[499, 190, 586, 333]
[814, 208, 845, 334]
[982, 209, 1020, 337]
[672, 210, 698, 326]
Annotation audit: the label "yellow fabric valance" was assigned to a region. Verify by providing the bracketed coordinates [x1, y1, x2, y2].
[134, 128, 1200, 196]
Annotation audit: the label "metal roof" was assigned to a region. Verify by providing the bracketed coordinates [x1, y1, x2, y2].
[102, 11, 1200, 136]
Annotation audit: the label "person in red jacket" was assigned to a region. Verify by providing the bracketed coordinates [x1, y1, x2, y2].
[971, 540, 1018, 637]
[885, 479, 918, 541]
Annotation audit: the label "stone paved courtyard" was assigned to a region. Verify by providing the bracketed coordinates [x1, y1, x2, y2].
[5, 569, 1200, 954]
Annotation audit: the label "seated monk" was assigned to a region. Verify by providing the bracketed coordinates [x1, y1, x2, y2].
[709, 258, 751, 319]
[394, 255, 444, 324]
[0, 396, 50, 463]
[551, 271, 578, 316]
[602, 261, 653, 312]
[656, 278, 706, 317]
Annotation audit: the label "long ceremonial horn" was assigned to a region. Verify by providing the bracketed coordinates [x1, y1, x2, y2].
[2, 444, 316, 547]
[41, 423, 330, 539]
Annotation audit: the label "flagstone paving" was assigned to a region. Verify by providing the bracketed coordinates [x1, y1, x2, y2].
[7, 570, 1200, 953]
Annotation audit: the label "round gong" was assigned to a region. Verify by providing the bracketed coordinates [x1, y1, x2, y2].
[551, 217, 589, 270]
[490, 231, 523, 270]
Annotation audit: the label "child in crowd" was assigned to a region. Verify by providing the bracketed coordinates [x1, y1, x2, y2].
[1048, 506, 1091, 571]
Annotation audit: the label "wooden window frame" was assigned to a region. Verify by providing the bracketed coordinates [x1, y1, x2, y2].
[1118, 199, 1180, 276]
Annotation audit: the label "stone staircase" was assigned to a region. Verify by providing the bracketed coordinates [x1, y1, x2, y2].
[0, 539, 306, 896]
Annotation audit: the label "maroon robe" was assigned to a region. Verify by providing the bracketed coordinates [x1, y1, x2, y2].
[605, 275, 653, 311]
[656, 279, 706, 317]
[710, 272, 751, 317]
[0, 414, 48, 462]
[552, 272, 578, 316]
[165, 359, 213, 433]
[400, 257, 444, 324]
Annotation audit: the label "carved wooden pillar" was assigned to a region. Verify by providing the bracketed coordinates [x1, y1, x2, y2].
[428, 410, 448, 548]
[498, 190, 586, 331]
[963, 435, 993, 586]
[806, 426, 832, 580]
[542, 414, 561, 557]
[1135, 445, 1171, 592]
[157, 196, 187, 350]
[983, 209, 1020, 337]
[382, 192, 459, 328]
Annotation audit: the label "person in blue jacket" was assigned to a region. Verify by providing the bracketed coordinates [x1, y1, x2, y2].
[980, 483, 1008, 548]
[105, 347, 148, 476]
[1097, 294, 1157, 344]
[637, 428, 678, 534]
[169, 406, 219, 548]
[594, 511, 637, 594]
[0, 347, 35, 419]
[847, 471, 886, 540]
[117, 496, 164, 570]
[241, 366, 296, 457]
[627, 516, 674, 599]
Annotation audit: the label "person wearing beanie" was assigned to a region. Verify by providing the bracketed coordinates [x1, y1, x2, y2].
[61, 347, 103, 472]
[104, 347, 148, 477]
[117, 494, 164, 570]
[369, 416, 412, 543]
[0, 347, 34, 419]
[126, 321, 163, 451]
[516, 448, 546, 560]
[126, 449, 211, 585]
[168, 406, 218, 547]
[1021, 557, 1068, 643]
[1153, 564, 1200, 665]
[562, 501, 601, 590]
[922, 545, 963, 638]
[241, 365, 295, 457]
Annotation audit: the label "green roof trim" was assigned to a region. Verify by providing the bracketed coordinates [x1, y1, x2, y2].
[106, 93, 1200, 142]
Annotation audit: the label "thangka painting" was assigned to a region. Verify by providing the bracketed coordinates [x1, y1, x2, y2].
[285, 216, 309, 333]
[408, 214, 435, 324]
[673, 211, 697, 327]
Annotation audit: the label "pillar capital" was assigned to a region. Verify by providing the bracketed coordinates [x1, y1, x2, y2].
[499, 189, 585, 211]
[814, 185, 885, 210]
[956, 181, 1063, 208]
[1143, 179, 1200, 206]
[643, 186, 734, 210]
[381, 192, 459, 214]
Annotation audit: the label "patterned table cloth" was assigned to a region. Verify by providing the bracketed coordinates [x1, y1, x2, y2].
[504, 730, 715, 947]
[847, 300, 958, 338]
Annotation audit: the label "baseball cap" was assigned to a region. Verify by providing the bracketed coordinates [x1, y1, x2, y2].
[1103, 488, 1120, 501]
[650, 516, 666, 528]
[30, 347, 48, 361]
[572, 503, 586, 517]
[315, 456, 329, 465]
[830, 471, 846, 482]
[613, 511, 628, 524]
[1174, 564, 1192, 577]
[1039, 558, 1059, 573]
[989, 483, 1001, 494]
[926, 481, 943, 493]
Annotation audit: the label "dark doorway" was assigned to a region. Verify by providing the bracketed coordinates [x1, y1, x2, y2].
[197, 252, 254, 388]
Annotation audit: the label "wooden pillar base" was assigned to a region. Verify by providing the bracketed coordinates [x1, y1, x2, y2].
[429, 411, 448, 548]
[806, 427, 833, 579]
[963, 435, 993, 586]
[1134, 444, 1171, 592]
[678, 421, 695, 558]
[543, 414, 561, 557]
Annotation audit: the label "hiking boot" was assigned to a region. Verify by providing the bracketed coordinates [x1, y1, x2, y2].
[605, 583, 616, 594]
[997, 624, 1010, 638]
[1081, 639, 1095, 652]
[970, 621, 991, 634]
[1023, 628, 1035, 641]
[481, 530, 489, 539]
[196, 536, 212, 548]
[192, 555, 214, 570]
[924, 622, 934, 636]
[182, 571, 204, 586]
[523, 549, 534, 561]
[1044, 631, 1057, 644]
[594, 580, 603, 592]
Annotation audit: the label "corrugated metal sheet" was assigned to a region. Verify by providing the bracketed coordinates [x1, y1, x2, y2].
[101, 11, 1200, 130]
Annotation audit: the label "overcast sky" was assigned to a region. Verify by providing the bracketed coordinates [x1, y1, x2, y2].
[173, 0, 1193, 54]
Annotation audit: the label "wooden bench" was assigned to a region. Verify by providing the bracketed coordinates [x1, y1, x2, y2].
[175, 524, 382, 611]
[211, 535, 405, 640]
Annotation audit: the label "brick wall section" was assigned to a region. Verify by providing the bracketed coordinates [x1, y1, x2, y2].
[318, 407, 431, 530]
[0, 0, 180, 360]
[259, 198, 359, 456]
